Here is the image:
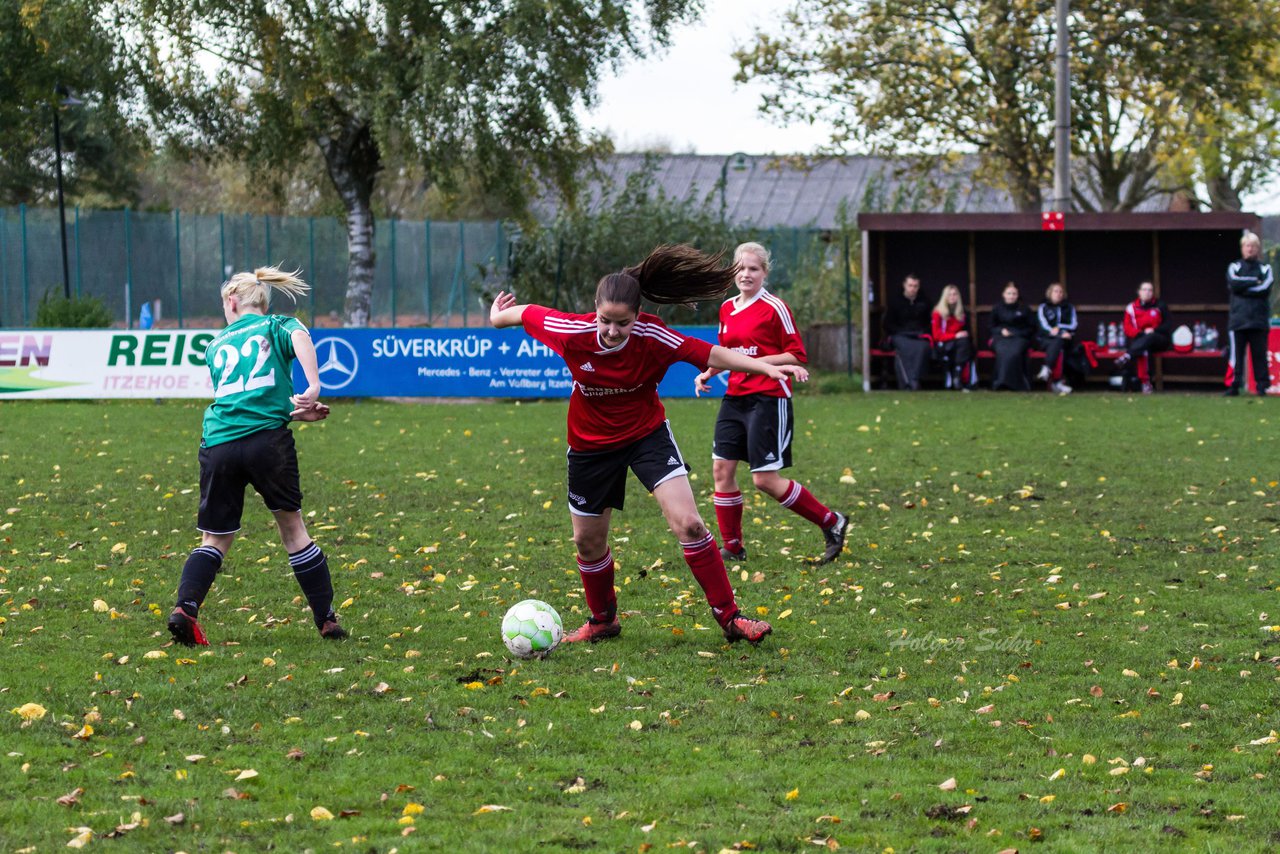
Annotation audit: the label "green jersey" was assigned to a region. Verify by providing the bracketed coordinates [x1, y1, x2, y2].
[201, 313, 306, 447]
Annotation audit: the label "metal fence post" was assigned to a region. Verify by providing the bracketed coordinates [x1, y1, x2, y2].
[553, 233, 564, 309]
[844, 231, 854, 377]
[175, 209, 184, 327]
[462, 221, 469, 326]
[243, 212, 250, 270]
[0, 208, 7, 327]
[20, 204, 29, 325]
[390, 217, 398, 326]
[308, 216, 316, 324]
[424, 220, 433, 323]
[264, 214, 272, 265]
[73, 206, 82, 296]
[124, 207, 133, 329]
[219, 212, 226, 280]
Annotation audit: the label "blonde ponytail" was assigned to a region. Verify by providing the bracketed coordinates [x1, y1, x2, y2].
[221, 265, 310, 312]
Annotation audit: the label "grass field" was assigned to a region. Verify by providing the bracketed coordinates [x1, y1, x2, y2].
[2, 390, 1279, 852]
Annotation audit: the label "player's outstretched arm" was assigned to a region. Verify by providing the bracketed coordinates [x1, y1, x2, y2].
[708, 345, 808, 384]
[489, 291, 529, 329]
[290, 328, 322, 411]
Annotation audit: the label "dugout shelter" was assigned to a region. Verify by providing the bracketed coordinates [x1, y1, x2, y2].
[858, 211, 1262, 390]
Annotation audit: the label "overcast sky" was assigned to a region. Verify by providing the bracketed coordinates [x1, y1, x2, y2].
[578, 0, 832, 158]
[578, 0, 1279, 212]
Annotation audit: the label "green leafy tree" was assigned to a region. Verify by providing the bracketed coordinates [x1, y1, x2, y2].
[0, 0, 146, 206]
[510, 156, 736, 320]
[736, 0, 1280, 212]
[129, 0, 703, 327]
[510, 156, 856, 331]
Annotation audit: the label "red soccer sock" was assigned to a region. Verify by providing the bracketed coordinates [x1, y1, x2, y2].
[778, 480, 836, 529]
[681, 532, 738, 625]
[576, 549, 617, 621]
[713, 491, 745, 551]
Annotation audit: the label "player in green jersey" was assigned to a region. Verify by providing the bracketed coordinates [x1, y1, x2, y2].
[168, 266, 346, 646]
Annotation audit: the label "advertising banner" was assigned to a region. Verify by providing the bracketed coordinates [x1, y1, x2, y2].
[0, 327, 729, 400]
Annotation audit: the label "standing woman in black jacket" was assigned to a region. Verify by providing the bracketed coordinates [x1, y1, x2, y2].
[990, 282, 1035, 390]
[1224, 231, 1274, 396]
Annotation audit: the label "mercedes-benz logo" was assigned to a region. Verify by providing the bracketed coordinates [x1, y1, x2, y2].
[313, 337, 359, 390]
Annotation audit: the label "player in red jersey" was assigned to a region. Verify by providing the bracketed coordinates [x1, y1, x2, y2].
[489, 244, 808, 645]
[694, 242, 848, 565]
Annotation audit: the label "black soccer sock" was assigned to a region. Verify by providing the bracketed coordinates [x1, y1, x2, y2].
[175, 546, 224, 618]
[289, 542, 335, 627]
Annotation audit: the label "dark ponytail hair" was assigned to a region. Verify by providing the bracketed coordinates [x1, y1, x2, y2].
[595, 244, 736, 311]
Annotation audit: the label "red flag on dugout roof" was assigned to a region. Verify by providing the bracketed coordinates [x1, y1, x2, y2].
[1041, 212, 1065, 231]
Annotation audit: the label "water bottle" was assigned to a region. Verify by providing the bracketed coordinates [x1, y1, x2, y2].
[1097, 322, 1107, 345]
[1117, 328, 1127, 348]
[1208, 325, 1219, 350]
[1107, 322, 1118, 348]
[1193, 322, 1204, 350]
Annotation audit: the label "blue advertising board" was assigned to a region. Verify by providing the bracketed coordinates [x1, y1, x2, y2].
[293, 327, 729, 398]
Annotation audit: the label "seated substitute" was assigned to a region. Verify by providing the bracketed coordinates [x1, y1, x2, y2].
[990, 282, 1034, 391]
[1115, 280, 1171, 394]
[883, 274, 932, 390]
[1035, 282, 1087, 394]
[931, 283, 975, 390]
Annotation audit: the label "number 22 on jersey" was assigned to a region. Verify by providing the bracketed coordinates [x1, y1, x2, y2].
[212, 335, 277, 398]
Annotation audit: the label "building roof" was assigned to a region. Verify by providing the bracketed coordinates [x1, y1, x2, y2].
[535, 153, 1246, 230]
[539, 153, 1015, 229]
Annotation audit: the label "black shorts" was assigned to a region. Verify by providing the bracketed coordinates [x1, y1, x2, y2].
[566, 421, 689, 516]
[712, 394, 793, 472]
[197, 427, 303, 534]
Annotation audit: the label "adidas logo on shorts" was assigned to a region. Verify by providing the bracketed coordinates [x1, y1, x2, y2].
[765, 452, 776, 461]
[580, 361, 595, 371]
[667, 456, 680, 466]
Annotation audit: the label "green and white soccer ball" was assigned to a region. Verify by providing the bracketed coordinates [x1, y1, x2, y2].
[501, 599, 563, 659]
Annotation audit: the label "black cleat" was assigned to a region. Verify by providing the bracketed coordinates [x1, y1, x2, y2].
[820, 511, 849, 564]
[168, 608, 209, 646]
[720, 545, 747, 563]
[319, 618, 348, 640]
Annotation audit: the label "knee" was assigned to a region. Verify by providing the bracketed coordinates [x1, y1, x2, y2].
[573, 530, 607, 559]
[672, 514, 708, 543]
[752, 472, 786, 498]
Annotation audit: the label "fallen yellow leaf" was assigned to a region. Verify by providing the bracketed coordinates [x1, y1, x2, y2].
[311, 806, 335, 820]
[473, 804, 513, 815]
[11, 703, 47, 722]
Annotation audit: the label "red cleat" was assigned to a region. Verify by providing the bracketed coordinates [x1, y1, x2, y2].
[168, 608, 209, 647]
[562, 615, 621, 643]
[722, 612, 772, 644]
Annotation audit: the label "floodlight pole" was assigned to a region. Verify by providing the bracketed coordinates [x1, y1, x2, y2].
[52, 85, 82, 300]
[719, 152, 751, 223]
[1052, 0, 1071, 213]
[53, 97, 71, 299]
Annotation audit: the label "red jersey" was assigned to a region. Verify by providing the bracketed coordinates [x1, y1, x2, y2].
[1123, 299, 1163, 339]
[931, 311, 967, 342]
[523, 305, 714, 451]
[717, 290, 806, 397]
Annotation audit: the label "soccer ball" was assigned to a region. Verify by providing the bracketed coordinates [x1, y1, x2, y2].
[501, 599, 563, 659]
